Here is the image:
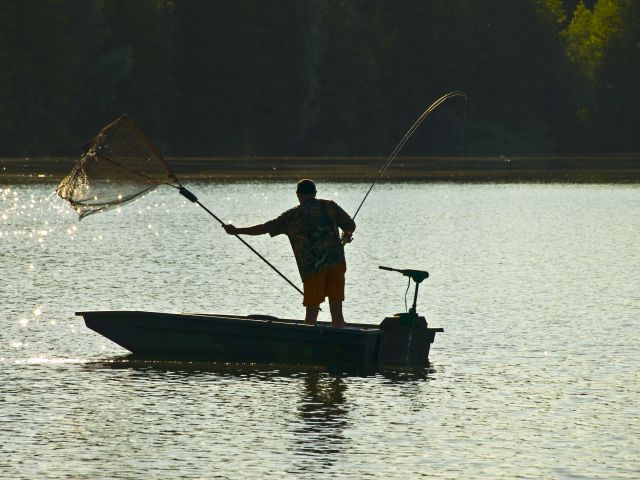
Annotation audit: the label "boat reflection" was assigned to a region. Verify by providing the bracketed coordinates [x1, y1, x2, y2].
[86, 355, 437, 379]
[84, 356, 436, 472]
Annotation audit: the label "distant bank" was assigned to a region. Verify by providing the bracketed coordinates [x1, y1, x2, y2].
[1, 155, 639, 184]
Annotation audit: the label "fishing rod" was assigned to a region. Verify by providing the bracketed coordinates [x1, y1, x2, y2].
[181, 93, 461, 294]
[176, 92, 464, 291]
[348, 91, 467, 228]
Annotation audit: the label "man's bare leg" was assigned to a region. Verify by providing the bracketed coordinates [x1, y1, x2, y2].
[329, 299, 346, 328]
[305, 305, 320, 325]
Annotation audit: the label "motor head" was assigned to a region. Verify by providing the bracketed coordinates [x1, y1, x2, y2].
[379, 265, 429, 284]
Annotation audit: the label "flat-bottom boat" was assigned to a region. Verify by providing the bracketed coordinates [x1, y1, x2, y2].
[78, 267, 443, 370]
[79, 310, 443, 369]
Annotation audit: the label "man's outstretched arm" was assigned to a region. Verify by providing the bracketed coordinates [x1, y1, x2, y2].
[223, 223, 268, 235]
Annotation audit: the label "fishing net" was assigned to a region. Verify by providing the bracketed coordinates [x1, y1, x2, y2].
[56, 115, 179, 219]
[56, 114, 304, 295]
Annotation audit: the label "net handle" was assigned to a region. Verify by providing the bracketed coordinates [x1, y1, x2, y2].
[123, 114, 304, 297]
[177, 187, 304, 296]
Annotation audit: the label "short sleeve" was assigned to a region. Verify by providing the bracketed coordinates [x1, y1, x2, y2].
[264, 210, 294, 237]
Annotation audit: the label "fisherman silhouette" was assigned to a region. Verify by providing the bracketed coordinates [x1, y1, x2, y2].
[223, 179, 355, 327]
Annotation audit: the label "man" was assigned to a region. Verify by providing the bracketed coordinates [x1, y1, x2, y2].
[223, 179, 356, 328]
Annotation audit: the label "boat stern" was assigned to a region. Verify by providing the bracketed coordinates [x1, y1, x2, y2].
[377, 315, 443, 367]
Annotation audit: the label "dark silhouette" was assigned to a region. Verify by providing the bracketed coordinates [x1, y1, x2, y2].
[224, 179, 355, 327]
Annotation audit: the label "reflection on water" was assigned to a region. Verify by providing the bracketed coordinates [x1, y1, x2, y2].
[2, 182, 640, 478]
[297, 373, 348, 458]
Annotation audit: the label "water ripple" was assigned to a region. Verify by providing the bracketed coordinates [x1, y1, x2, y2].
[1, 183, 639, 479]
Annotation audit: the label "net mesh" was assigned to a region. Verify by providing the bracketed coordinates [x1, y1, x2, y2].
[57, 115, 178, 219]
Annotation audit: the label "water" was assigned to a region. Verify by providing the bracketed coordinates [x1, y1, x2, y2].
[2, 182, 639, 479]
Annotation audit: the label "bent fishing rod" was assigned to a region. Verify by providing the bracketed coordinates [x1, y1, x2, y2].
[346, 91, 467, 238]
[179, 91, 466, 294]
[179, 91, 464, 294]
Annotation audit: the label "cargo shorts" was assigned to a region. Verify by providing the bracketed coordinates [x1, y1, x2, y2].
[302, 264, 347, 307]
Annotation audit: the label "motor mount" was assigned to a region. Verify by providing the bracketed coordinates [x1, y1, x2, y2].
[377, 265, 436, 367]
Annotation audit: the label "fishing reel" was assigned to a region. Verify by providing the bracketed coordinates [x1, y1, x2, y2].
[379, 265, 429, 326]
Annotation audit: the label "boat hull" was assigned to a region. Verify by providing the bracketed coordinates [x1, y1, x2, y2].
[79, 311, 442, 369]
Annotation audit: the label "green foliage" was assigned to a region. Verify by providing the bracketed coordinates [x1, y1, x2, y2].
[541, 0, 568, 26]
[565, 0, 623, 78]
[0, 0, 637, 155]
[593, 0, 640, 151]
[563, 0, 639, 151]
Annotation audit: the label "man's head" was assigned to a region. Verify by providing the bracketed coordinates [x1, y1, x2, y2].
[296, 179, 316, 202]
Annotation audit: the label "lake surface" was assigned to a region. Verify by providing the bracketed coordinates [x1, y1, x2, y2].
[2, 182, 639, 479]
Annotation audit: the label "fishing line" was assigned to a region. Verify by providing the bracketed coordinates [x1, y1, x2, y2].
[350, 91, 467, 223]
[460, 94, 468, 161]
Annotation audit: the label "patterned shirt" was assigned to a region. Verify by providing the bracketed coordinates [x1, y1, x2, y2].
[264, 198, 356, 281]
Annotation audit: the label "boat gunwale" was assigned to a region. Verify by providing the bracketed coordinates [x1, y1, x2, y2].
[76, 310, 388, 335]
[76, 310, 444, 332]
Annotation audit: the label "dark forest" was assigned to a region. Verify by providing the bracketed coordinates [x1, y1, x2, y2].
[0, 0, 638, 157]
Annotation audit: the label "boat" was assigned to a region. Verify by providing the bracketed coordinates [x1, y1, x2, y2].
[79, 266, 444, 370]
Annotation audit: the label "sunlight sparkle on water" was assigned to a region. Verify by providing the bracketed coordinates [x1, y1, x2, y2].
[14, 357, 88, 365]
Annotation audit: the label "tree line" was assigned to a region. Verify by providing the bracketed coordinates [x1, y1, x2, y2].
[0, 0, 638, 157]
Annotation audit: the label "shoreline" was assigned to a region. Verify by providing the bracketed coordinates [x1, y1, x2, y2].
[1, 155, 639, 184]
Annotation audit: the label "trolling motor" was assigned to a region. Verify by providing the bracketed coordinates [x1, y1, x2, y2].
[378, 265, 439, 368]
[379, 265, 429, 323]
